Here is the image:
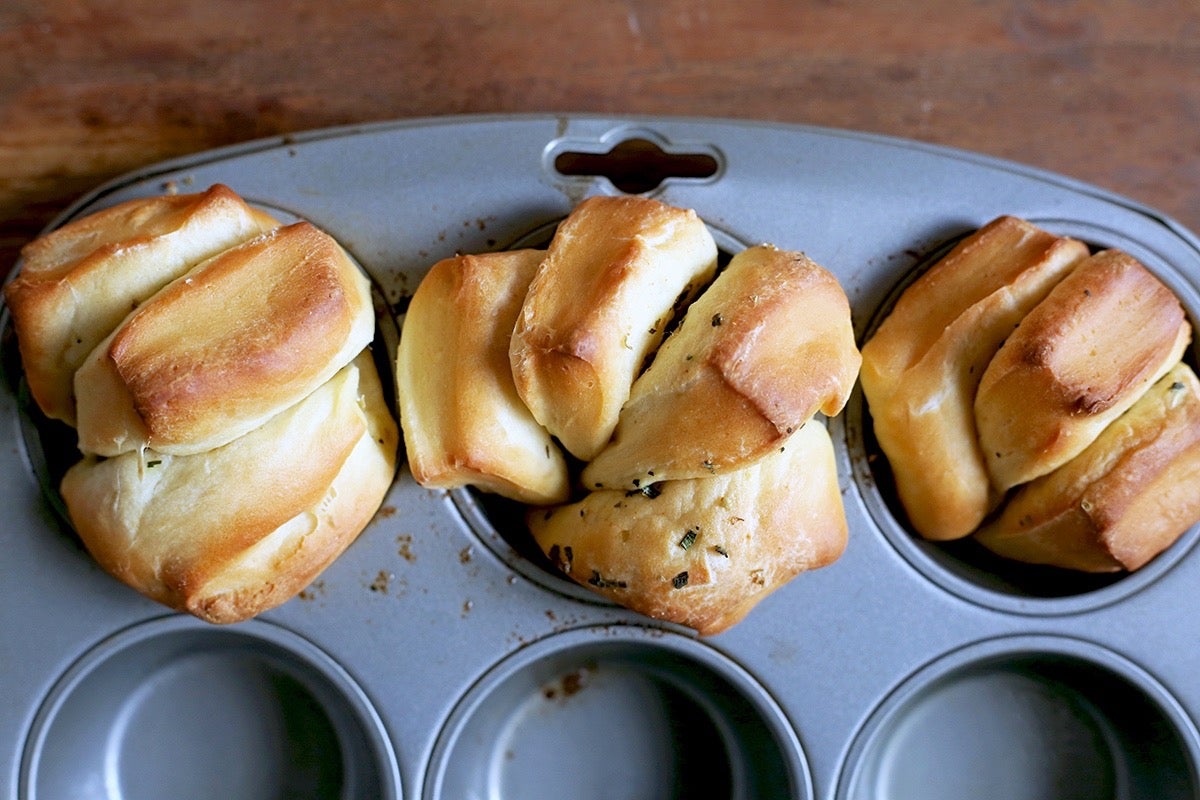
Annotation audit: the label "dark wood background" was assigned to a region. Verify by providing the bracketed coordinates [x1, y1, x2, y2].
[2, 0, 1197, 278]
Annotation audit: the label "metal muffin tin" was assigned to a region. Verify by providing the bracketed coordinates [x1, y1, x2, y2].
[4, 114, 1199, 800]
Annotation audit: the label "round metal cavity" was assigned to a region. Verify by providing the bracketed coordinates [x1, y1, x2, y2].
[848, 218, 1200, 615]
[20, 615, 400, 800]
[836, 634, 1200, 800]
[423, 625, 809, 800]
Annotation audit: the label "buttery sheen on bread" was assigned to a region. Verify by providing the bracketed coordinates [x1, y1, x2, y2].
[8, 186, 397, 622]
[3, 185, 279, 424]
[529, 421, 847, 636]
[74, 221, 375, 457]
[582, 245, 860, 489]
[975, 363, 1200, 572]
[396, 250, 569, 505]
[859, 216, 1090, 540]
[509, 195, 718, 461]
[862, 213, 1200, 575]
[975, 249, 1191, 491]
[62, 351, 398, 623]
[396, 196, 861, 633]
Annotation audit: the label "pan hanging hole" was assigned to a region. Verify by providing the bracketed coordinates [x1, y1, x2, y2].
[553, 137, 719, 194]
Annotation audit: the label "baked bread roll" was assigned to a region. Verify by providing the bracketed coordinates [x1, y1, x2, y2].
[509, 195, 718, 461]
[61, 350, 398, 623]
[394, 196, 858, 631]
[975, 363, 1200, 572]
[3, 184, 278, 424]
[396, 250, 569, 505]
[9, 185, 398, 622]
[860, 216, 1089, 540]
[975, 249, 1191, 491]
[582, 245, 859, 490]
[74, 221, 375, 457]
[529, 420, 847, 636]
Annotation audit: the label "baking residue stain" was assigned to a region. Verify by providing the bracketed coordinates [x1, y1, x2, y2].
[541, 665, 594, 702]
[369, 570, 393, 594]
[397, 534, 415, 563]
[298, 580, 326, 601]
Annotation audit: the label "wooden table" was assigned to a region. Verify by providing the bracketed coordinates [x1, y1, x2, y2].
[2, 0, 1197, 277]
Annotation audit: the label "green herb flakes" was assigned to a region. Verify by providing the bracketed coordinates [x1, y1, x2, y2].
[548, 545, 574, 574]
[588, 570, 627, 589]
[626, 483, 662, 499]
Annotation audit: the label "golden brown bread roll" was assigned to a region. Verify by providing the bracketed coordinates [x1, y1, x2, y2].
[61, 350, 398, 623]
[975, 363, 1200, 572]
[509, 195, 718, 461]
[74, 221, 375, 457]
[391, 195, 858, 631]
[9, 185, 398, 621]
[529, 420, 848, 636]
[975, 249, 1191, 491]
[396, 249, 569, 505]
[582, 244, 860, 490]
[860, 216, 1089, 540]
[3, 184, 278, 425]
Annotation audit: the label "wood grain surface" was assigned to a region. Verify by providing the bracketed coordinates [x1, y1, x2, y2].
[1, 0, 1197, 277]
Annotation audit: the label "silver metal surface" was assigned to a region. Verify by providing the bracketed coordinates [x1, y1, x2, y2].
[3, 114, 1199, 799]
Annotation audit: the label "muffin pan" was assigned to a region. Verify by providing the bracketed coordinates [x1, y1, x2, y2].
[3, 114, 1200, 799]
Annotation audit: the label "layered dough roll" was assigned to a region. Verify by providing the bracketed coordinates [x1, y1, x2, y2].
[396, 250, 569, 505]
[3, 184, 279, 424]
[530, 420, 847, 636]
[74, 221, 375, 457]
[975, 249, 1191, 491]
[975, 363, 1200, 572]
[582, 245, 860, 490]
[61, 351, 398, 624]
[394, 196, 860, 632]
[509, 195, 718, 461]
[860, 216, 1089, 540]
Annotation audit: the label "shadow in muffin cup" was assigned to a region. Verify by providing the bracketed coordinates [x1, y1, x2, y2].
[423, 625, 809, 800]
[20, 615, 400, 800]
[836, 634, 1200, 800]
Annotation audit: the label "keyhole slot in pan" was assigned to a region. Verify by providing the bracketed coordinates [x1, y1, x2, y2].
[553, 137, 720, 193]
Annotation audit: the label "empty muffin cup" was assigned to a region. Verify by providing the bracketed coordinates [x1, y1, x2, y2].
[20, 615, 400, 800]
[837, 634, 1200, 800]
[424, 625, 809, 799]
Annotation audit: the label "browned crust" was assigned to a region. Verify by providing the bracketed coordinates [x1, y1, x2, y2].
[582, 245, 860, 489]
[396, 249, 569, 505]
[74, 221, 374, 455]
[976, 362, 1200, 572]
[509, 195, 718, 460]
[976, 249, 1191, 491]
[859, 216, 1090, 540]
[3, 184, 278, 423]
